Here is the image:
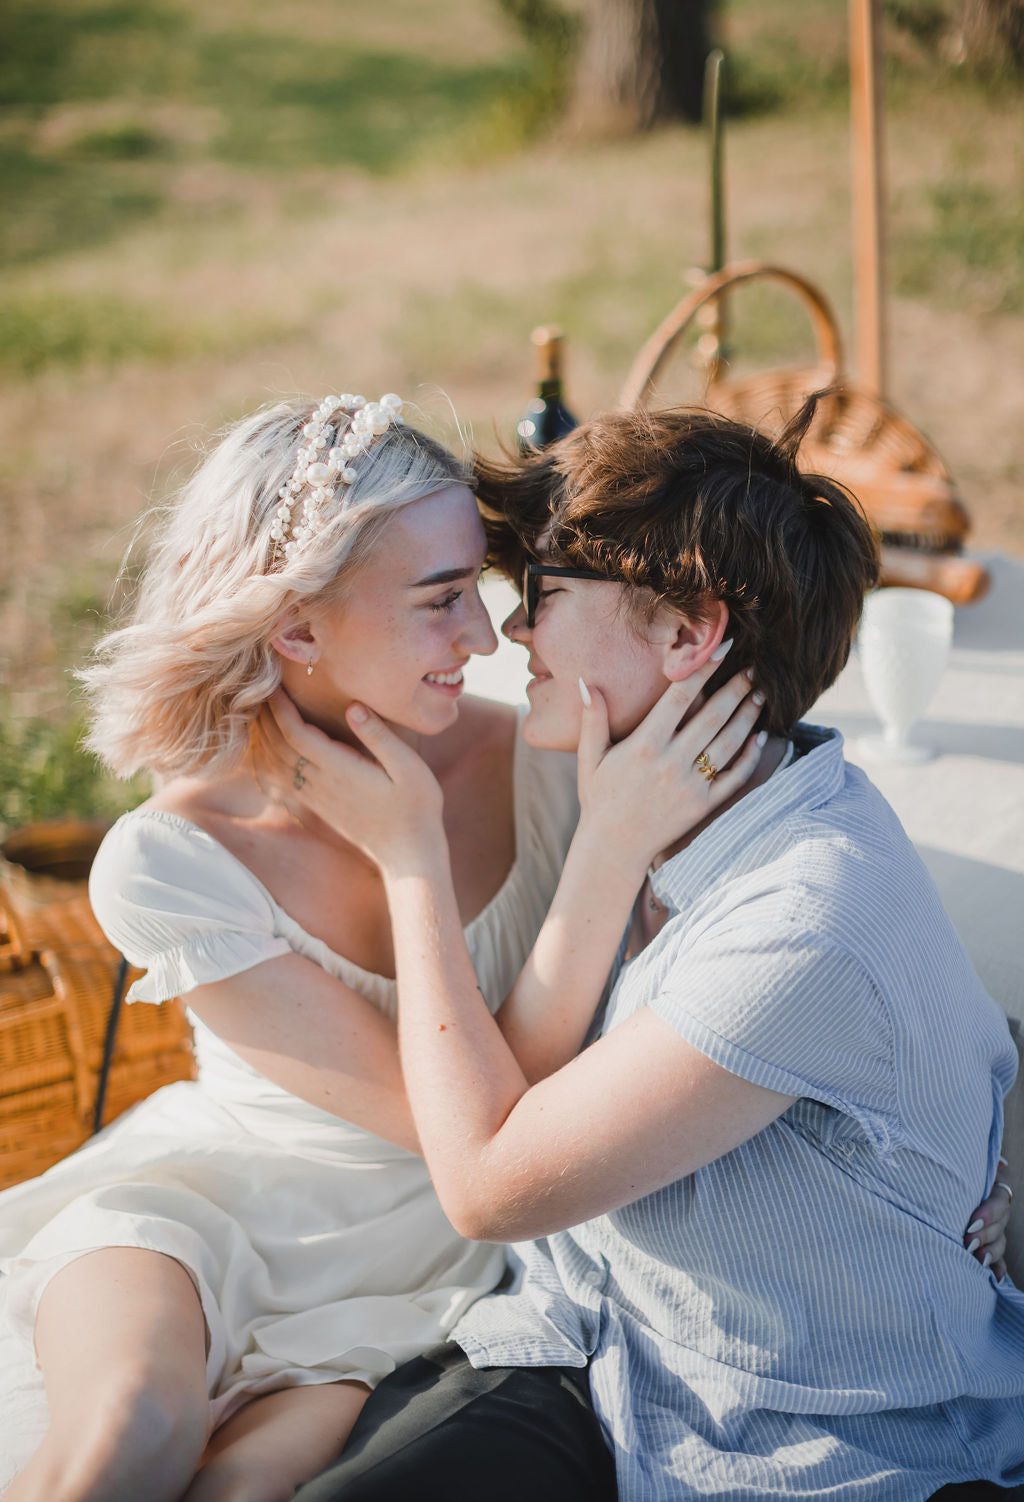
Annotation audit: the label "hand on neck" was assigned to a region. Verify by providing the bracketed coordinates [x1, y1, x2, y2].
[273, 661, 355, 747]
[274, 664, 429, 759]
[651, 733, 789, 873]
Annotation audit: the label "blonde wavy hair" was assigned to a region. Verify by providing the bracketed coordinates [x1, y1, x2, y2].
[81, 399, 472, 779]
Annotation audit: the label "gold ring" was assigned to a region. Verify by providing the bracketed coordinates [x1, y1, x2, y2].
[695, 751, 718, 783]
[293, 756, 308, 790]
[997, 1180, 1014, 1205]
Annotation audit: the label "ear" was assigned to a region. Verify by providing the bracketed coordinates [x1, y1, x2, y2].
[269, 608, 319, 669]
[659, 599, 730, 682]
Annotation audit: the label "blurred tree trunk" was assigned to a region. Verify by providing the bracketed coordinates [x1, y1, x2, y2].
[569, 0, 712, 135]
[948, 0, 1024, 68]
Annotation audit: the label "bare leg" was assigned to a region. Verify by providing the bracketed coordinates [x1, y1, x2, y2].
[181, 1382, 370, 1502]
[5, 1246, 210, 1502]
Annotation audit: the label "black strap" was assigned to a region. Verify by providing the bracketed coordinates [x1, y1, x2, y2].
[92, 954, 129, 1134]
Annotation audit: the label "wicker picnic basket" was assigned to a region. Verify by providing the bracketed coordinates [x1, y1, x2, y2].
[618, 260, 990, 606]
[0, 818, 195, 1192]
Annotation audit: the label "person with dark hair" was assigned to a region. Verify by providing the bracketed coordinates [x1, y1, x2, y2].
[266, 399, 1024, 1501]
[480, 401, 882, 740]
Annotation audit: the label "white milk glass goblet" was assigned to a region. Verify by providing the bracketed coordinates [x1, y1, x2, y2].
[856, 587, 954, 763]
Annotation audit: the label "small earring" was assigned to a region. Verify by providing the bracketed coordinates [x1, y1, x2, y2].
[306, 661, 314, 677]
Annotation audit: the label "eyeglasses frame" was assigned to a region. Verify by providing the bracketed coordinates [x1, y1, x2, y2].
[523, 562, 611, 628]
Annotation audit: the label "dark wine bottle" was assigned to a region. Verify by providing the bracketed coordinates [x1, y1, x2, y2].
[516, 325, 578, 451]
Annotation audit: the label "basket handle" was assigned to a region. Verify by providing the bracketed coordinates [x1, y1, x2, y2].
[618, 260, 845, 411]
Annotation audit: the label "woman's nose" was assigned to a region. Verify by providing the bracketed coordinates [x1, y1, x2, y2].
[462, 589, 499, 657]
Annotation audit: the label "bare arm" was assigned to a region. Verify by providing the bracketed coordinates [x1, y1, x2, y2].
[186, 952, 419, 1152]
[292, 685, 784, 1241]
[245, 674, 769, 1230]
[380, 834, 792, 1240]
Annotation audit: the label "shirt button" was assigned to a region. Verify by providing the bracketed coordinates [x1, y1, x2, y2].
[584, 1270, 602, 1288]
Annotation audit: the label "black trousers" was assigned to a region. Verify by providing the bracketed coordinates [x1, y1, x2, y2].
[290, 1342, 617, 1502]
[290, 1341, 1022, 1502]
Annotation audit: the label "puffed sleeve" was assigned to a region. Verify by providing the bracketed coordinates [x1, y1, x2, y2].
[89, 810, 292, 1004]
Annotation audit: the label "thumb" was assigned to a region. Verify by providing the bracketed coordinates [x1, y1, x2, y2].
[576, 679, 610, 781]
[345, 703, 414, 778]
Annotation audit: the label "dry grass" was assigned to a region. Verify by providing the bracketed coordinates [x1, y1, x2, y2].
[2, 0, 1022, 822]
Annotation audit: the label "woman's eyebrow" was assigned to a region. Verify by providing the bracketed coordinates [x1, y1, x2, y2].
[408, 565, 478, 588]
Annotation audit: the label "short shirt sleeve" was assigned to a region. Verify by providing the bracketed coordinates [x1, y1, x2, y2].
[648, 899, 902, 1153]
[89, 810, 292, 1004]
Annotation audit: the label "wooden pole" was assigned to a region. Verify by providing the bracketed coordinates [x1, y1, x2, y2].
[706, 49, 726, 275]
[849, 0, 888, 398]
[696, 49, 727, 382]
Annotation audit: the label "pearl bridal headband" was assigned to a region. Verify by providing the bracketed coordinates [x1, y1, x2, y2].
[270, 392, 404, 563]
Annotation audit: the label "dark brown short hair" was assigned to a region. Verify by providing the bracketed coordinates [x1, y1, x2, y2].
[476, 395, 880, 736]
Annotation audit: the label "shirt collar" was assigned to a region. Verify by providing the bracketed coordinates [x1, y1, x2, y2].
[648, 723, 847, 916]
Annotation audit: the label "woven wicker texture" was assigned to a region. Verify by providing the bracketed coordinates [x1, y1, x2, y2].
[618, 261, 989, 606]
[0, 820, 195, 1192]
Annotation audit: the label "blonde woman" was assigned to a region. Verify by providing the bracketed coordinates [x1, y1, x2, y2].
[0, 395, 579, 1501]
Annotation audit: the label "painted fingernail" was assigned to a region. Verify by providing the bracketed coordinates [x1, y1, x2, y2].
[966, 1219, 985, 1235]
[752, 690, 766, 706]
[710, 637, 734, 662]
[578, 677, 592, 708]
[983, 1251, 993, 1269]
[966, 1237, 981, 1255]
[756, 730, 768, 747]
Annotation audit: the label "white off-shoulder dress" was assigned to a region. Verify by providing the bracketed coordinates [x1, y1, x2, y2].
[0, 722, 578, 1484]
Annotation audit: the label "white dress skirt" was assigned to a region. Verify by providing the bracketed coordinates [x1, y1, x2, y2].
[0, 722, 578, 1486]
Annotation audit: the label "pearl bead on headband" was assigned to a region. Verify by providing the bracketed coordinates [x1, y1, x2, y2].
[270, 392, 404, 564]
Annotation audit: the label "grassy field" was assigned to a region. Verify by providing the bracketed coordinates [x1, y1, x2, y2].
[1, 0, 1022, 828]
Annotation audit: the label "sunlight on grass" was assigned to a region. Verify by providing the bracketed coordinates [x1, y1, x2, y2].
[0, 292, 182, 373]
[0, 0, 549, 273]
[0, 290, 290, 374]
[893, 179, 1024, 315]
[0, 143, 165, 265]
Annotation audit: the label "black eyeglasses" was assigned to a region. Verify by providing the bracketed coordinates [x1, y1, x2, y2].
[523, 562, 612, 628]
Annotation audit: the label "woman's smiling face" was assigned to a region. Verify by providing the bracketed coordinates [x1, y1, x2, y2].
[286, 484, 497, 738]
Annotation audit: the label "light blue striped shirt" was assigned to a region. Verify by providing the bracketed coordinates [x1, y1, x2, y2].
[455, 725, 1024, 1499]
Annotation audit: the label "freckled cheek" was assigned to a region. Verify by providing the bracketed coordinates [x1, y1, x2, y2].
[578, 637, 659, 736]
[351, 613, 426, 691]
[606, 669, 667, 741]
[568, 626, 624, 694]
[534, 610, 584, 673]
